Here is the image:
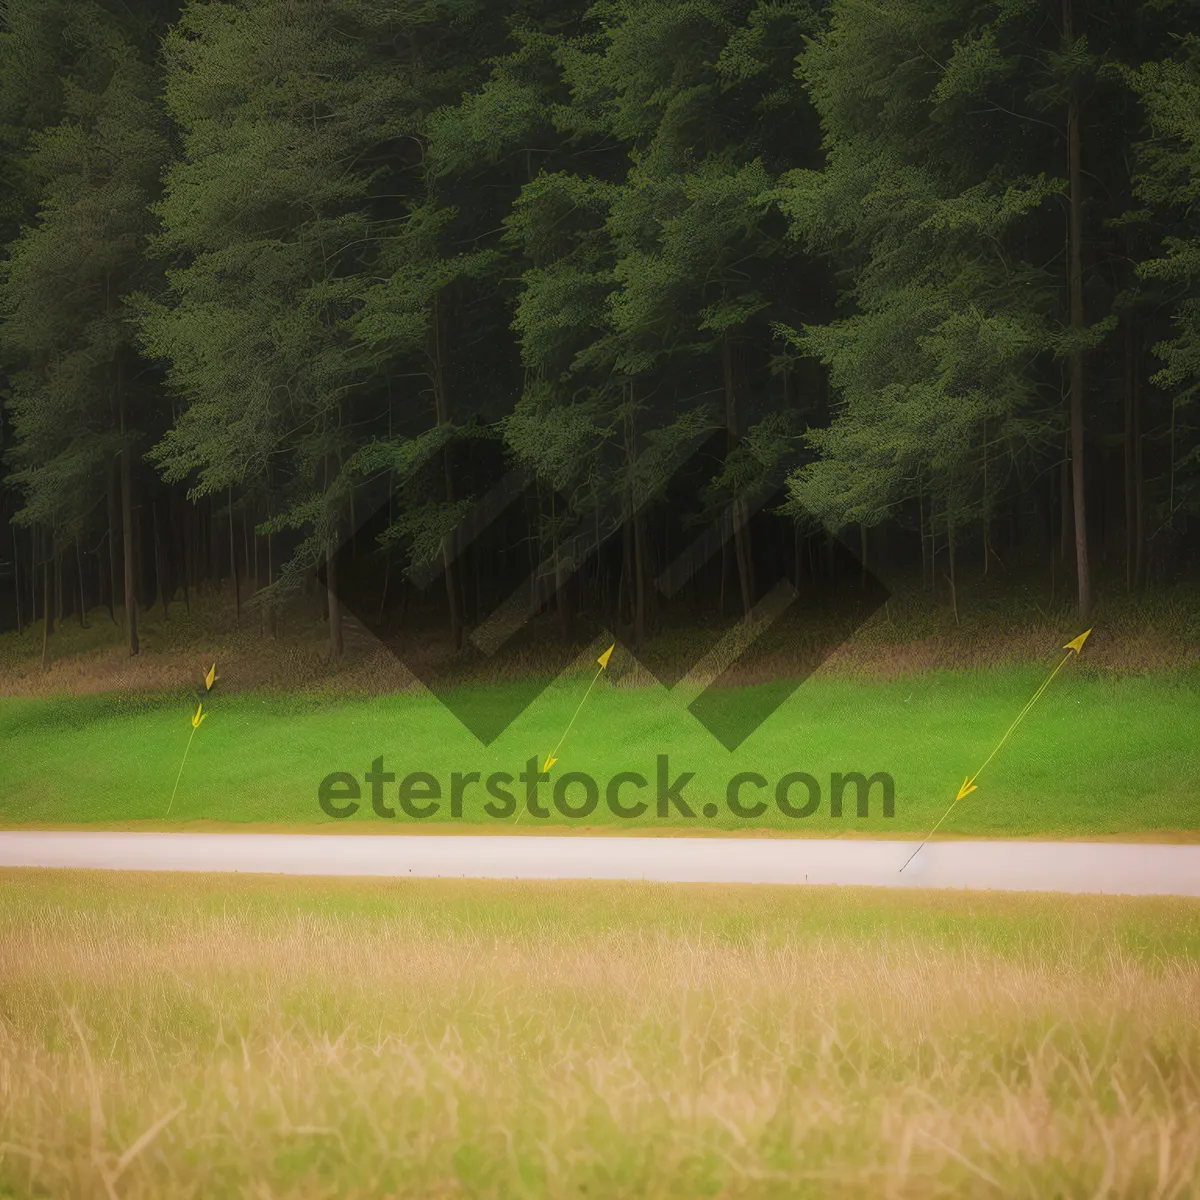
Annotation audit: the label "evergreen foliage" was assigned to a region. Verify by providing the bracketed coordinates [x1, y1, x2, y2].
[0, 0, 1196, 653]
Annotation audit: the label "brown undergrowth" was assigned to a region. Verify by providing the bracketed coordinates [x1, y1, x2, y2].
[2, 575, 1197, 699]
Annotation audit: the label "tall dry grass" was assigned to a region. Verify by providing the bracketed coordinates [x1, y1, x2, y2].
[0, 873, 1198, 1197]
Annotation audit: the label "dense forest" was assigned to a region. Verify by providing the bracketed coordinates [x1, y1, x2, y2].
[1, 0, 1198, 661]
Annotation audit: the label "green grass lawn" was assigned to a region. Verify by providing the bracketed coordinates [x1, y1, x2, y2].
[2, 870, 1198, 1198]
[2, 661, 1198, 836]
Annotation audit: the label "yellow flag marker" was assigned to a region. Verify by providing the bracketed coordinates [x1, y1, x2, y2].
[205, 663, 218, 690]
[540, 643, 616, 773]
[900, 629, 1092, 873]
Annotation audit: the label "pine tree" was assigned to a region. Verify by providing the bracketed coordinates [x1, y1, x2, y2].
[495, 1, 823, 639]
[1128, 31, 1200, 534]
[138, 0, 460, 657]
[773, 0, 1174, 619]
[1, 0, 168, 655]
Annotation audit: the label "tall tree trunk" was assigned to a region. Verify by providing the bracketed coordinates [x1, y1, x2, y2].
[527, 485, 541, 615]
[75, 537, 88, 628]
[1168, 393, 1177, 526]
[982, 422, 991, 576]
[718, 537, 728, 617]
[180, 493, 191, 614]
[209, 494, 219, 590]
[54, 543, 63, 624]
[325, 533, 343, 660]
[1063, 0, 1092, 621]
[266, 499, 276, 638]
[229, 488, 240, 628]
[378, 414, 394, 631]
[153, 499, 168, 620]
[41, 530, 54, 671]
[618, 509, 633, 628]
[623, 388, 647, 649]
[120, 447, 138, 655]
[632, 508, 647, 650]
[723, 333, 754, 624]
[918, 487, 930, 590]
[551, 490, 572, 640]
[324, 454, 344, 658]
[1134, 384, 1146, 589]
[431, 289, 463, 650]
[1059, 433, 1073, 565]
[946, 508, 959, 626]
[1123, 321, 1139, 592]
[12, 526, 22, 636]
[243, 507, 252, 595]
[118, 371, 139, 657]
[98, 531, 110, 617]
[378, 552, 391, 628]
[106, 463, 119, 624]
[554, 553, 571, 640]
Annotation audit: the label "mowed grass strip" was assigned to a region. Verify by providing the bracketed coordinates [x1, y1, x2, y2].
[1, 664, 1198, 836]
[1, 872, 1198, 1198]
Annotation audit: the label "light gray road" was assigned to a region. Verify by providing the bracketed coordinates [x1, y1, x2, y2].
[1, 831, 1198, 895]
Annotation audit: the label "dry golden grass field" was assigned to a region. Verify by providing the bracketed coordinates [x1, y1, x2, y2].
[1, 871, 1198, 1198]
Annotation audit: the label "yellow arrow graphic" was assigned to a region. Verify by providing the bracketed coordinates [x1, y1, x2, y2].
[900, 629, 1091, 872]
[167, 667, 217, 816]
[541, 643, 615, 773]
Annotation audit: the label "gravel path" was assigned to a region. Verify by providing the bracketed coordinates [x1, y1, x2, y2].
[2, 831, 1199, 896]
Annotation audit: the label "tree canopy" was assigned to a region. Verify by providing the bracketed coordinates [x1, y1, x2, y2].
[1, 0, 1197, 655]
